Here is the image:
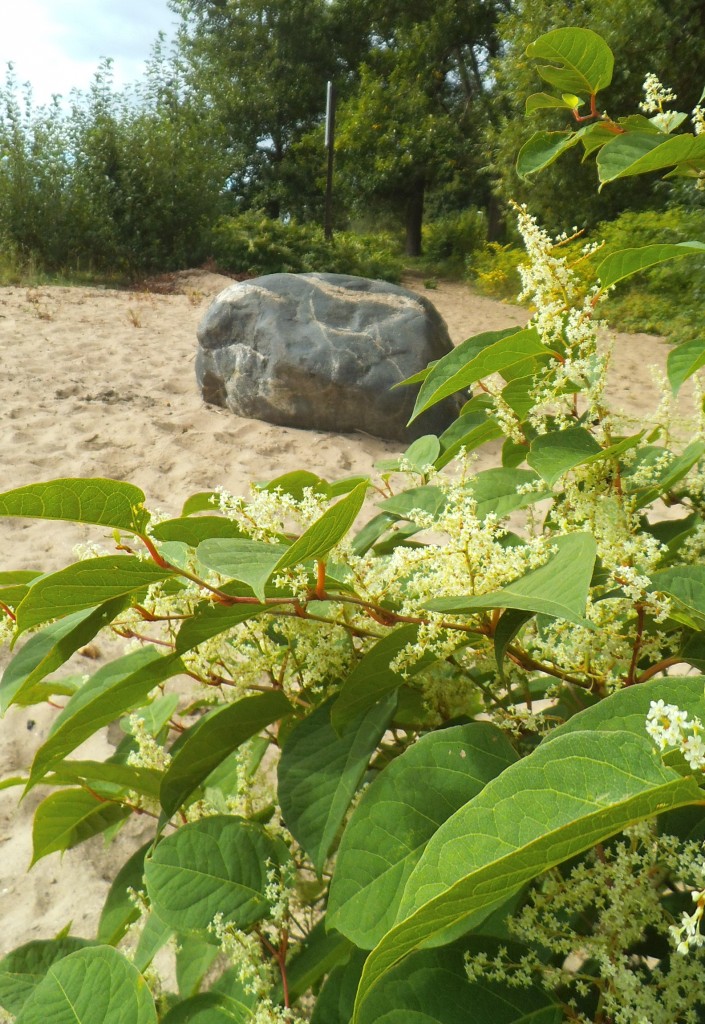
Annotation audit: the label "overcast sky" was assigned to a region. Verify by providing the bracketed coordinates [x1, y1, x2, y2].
[1, 0, 178, 105]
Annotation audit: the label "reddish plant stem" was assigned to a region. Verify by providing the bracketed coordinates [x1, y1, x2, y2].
[636, 656, 684, 684]
[315, 559, 327, 599]
[0, 601, 16, 621]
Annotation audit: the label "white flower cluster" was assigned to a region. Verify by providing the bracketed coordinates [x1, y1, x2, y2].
[466, 824, 705, 1023]
[671, 886, 705, 955]
[0, 611, 14, 648]
[692, 104, 705, 136]
[126, 713, 173, 772]
[213, 484, 334, 547]
[511, 203, 608, 428]
[210, 912, 274, 999]
[639, 73, 677, 114]
[645, 699, 705, 771]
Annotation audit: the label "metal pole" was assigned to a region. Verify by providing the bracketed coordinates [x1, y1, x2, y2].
[324, 81, 336, 241]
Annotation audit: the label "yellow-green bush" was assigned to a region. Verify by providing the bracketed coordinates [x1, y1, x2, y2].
[209, 211, 403, 282]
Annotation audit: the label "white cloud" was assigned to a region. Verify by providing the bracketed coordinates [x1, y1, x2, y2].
[1, 0, 178, 104]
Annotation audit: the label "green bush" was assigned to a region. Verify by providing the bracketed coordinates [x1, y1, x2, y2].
[591, 206, 705, 344]
[0, 54, 229, 277]
[467, 241, 524, 299]
[470, 206, 705, 344]
[209, 211, 403, 281]
[422, 208, 487, 268]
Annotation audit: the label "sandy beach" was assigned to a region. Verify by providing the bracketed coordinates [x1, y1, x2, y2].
[0, 269, 692, 958]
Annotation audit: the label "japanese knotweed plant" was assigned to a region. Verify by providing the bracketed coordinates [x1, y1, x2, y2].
[3, 26, 705, 1024]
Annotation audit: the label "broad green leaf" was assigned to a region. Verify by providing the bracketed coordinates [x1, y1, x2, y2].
[161, 972, 257, 1024]
[328, 723, 518, 948]
[174, 597, 274, 653]
[526, 91, 580, 113]
[629, 440, 705, 507]
[528, 429, 642, 488]
[47, 760, 161, 800]
[29, 648, 182, 785]
[0, 479, 150, 534]
[145, 815, 284, 933]
[15, 557, 174, 635]
[151, 517, 243, 546]
[132, 911, 172, 973]
[428, 533, 596, 627]
[272, 481, 369, 574]
[494, 609, 535, 677]
[328, 475, 372, 498]
[378, 485, 446, 521]
[276, 919, 352, 1005]
[258, 469, 328, 498]
[527, 427, 601, 486]
[580, 119, 626, 156]
[1, 598, 128, 712]
[403, 435, 441, 473]
[501, 373, 539, 419]
[650, 565, 705, 630]
[332, 625, 425, 731]
[98, 842, 152, 945]
[352, 731, 702, 1021]
[0, 571, 41, 586]
[181, 492, 219, 516]
[160, 691, 292, 820]
[0, 938, 93, 1016]
[436, 412, 503, 471]
[357, 941, 562, 1024]
[196, 539, 289, 601]
[526, 28, 614, 95]
[408, 328, 520, 420]
[410, 328, 549, 420]
[31, 789, 130, 865]
[352, 512, 398, 556]
[598, 131, 705, 183]
[160, 993, 245, 1022]
[547, 675, 705, 742]
[16, 945, 156, 1024]
[311, 950, 367, 1024]
[467, 468, 550, 519]
[278, 694, 396, 874]
[597, 242, 705, 289]
[667, 337, 705, 394]
[516, 130, 583, 178]
[176, 935, 220, 999]
[0, 583, 32, 607]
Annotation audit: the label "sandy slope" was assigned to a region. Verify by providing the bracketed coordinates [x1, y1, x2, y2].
[0, 269, 693, 957]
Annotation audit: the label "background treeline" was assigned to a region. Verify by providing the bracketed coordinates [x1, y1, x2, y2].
[1, 0, 704, 329]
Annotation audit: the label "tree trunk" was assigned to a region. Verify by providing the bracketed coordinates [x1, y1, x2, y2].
[404, 179, 425, 257]
[487, 192, 504, 243]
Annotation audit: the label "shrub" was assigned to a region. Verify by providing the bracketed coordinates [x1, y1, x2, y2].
[2, 27, 705, 1024]
[209, 211, 403, 282]
[466, 240, 525, 299]
[422, 208, 488, 268]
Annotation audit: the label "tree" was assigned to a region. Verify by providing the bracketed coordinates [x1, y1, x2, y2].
[0, 44, 230, 274]
[332, 0, 510, 255]
[169, 0, 358, 218]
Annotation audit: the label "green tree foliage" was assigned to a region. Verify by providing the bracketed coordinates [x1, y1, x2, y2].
[333, 0, 508, 255]
[169, 0, 356, 219]
[0, 42, 228, 274]
[489, 0, 705, 231]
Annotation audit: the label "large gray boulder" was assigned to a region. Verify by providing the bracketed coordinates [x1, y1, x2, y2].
[195, 272, 461, 442]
